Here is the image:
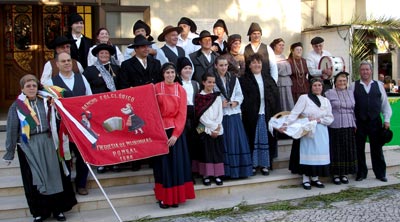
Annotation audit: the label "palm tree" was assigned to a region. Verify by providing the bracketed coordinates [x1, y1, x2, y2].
[350, 17, 400, 80]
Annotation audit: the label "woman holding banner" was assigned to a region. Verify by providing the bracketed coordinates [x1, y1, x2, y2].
[153, 62, 195, 209]
[3, 74, 77, 222]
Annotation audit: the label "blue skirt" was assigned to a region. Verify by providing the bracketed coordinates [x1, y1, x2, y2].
[253, 114, 270, 168]
[222, 113, 253, 178]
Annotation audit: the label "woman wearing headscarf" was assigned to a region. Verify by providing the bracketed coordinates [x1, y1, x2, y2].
[3, 74, 77, 222]
[221, 34, 246, 77]
[240, 53, 281, 176]
[280, 78, 333, 190]
[87, 28, 124, 66]
[270, 38, 294, 111]
[153, 62, 195, 209]
[325, 72, 357, 185]
[176, 57, 200, 177]
[83, 43, 121, 173]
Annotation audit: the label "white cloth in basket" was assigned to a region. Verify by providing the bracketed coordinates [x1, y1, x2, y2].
[268, 116, 317, 139]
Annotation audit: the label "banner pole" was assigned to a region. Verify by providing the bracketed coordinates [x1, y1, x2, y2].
[86, 163, 123, 222]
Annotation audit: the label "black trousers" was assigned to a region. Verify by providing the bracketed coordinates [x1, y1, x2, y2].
[355, 117, 386, 179]
[69, 142, 89, 189]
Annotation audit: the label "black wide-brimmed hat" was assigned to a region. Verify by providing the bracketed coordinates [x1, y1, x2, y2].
[48, 36, 76, 49]
[127, 35, 155, 48]
[91, 43, 116, 56]
[380, 127, 393, 145]
[133, 20, 154, 41]
[177, 17, 197, 33]
[158, 25, 183, 42]
[192, 30, 218, 45]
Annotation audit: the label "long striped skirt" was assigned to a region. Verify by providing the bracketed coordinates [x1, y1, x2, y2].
[329, 127, 358, 175]
[252, 114, 270, 168]
[222, 113, 253, 178]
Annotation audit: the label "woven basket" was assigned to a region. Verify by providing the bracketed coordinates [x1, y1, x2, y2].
[273, 111, 308, 137]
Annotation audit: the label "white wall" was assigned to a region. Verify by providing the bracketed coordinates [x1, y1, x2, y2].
[121, 0, 303, 55]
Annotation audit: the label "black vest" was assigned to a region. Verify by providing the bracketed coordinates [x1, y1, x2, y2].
[354, 80, 382, 121]
[52, 73, 86, 98]
[161, 45, 185, 65]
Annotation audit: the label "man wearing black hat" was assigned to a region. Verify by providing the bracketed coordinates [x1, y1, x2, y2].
[349, 61, 392, 182]
[118, 35, 162, 89]
[211, 19, 229, 55]
[305, 36, 332, 89]
[244, 22, 278, 83]
[177, 17, 201, 56]
[41, 36, 84, 84]
[65, 13, 92, 69]
[118, 35, 162, 171]
[124, 20, 160, 61]
[157, 25, 186, 66]
[189, 30, 219, 83]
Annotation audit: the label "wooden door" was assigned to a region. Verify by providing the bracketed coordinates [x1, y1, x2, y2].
[0, 4, 84, 110]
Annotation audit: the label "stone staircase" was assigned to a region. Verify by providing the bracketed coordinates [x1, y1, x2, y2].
[0, 125, 399, 222]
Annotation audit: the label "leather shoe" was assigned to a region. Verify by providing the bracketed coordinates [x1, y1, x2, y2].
[171, 204, 179, 208]
[77, 187, 88, 195]
[53, 212, 66, 221]
[332, 177, 341, 185]
[378, 177, 388, 182]
[215, 177, 223, 186]
[355, 176, 366, 181]
[340, 176, 349, 184]
[97, 166, 106, 173]
[302, 182, 311, 190]
[252, 167, 257, 176]
[203, 177, 211, 186]
[112, 165, 121, 172]
[158, 201, 169, 209]
[33, 217, 43, 222]
[310, 180, 325, 188]
[261, 167, 270, 176]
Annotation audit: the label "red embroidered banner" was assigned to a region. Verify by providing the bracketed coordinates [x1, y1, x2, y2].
[55, 84, 168, 166]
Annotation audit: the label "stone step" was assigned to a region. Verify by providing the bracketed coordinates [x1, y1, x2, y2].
[1, 163, 399, 222]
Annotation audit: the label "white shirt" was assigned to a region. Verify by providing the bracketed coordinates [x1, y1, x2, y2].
[156, 44, 179, 65]
[305, 50, 332, 77]
[44, 72, 93, 96]
[182, 80, 195, 105]
[177, 32, 201, 57]
[213, 77, 243, 116]
[41, 60, 84, 85]
[254, 74, 265, 114]
[72, 34, 83, 48]
[349, 80, 392, 123]
[199, 90, 224, 135]
[285, 94, 334, 126]
[87, 45, 124, 66]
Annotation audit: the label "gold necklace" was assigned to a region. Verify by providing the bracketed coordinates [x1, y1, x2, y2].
[293, 58, 305, 87]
